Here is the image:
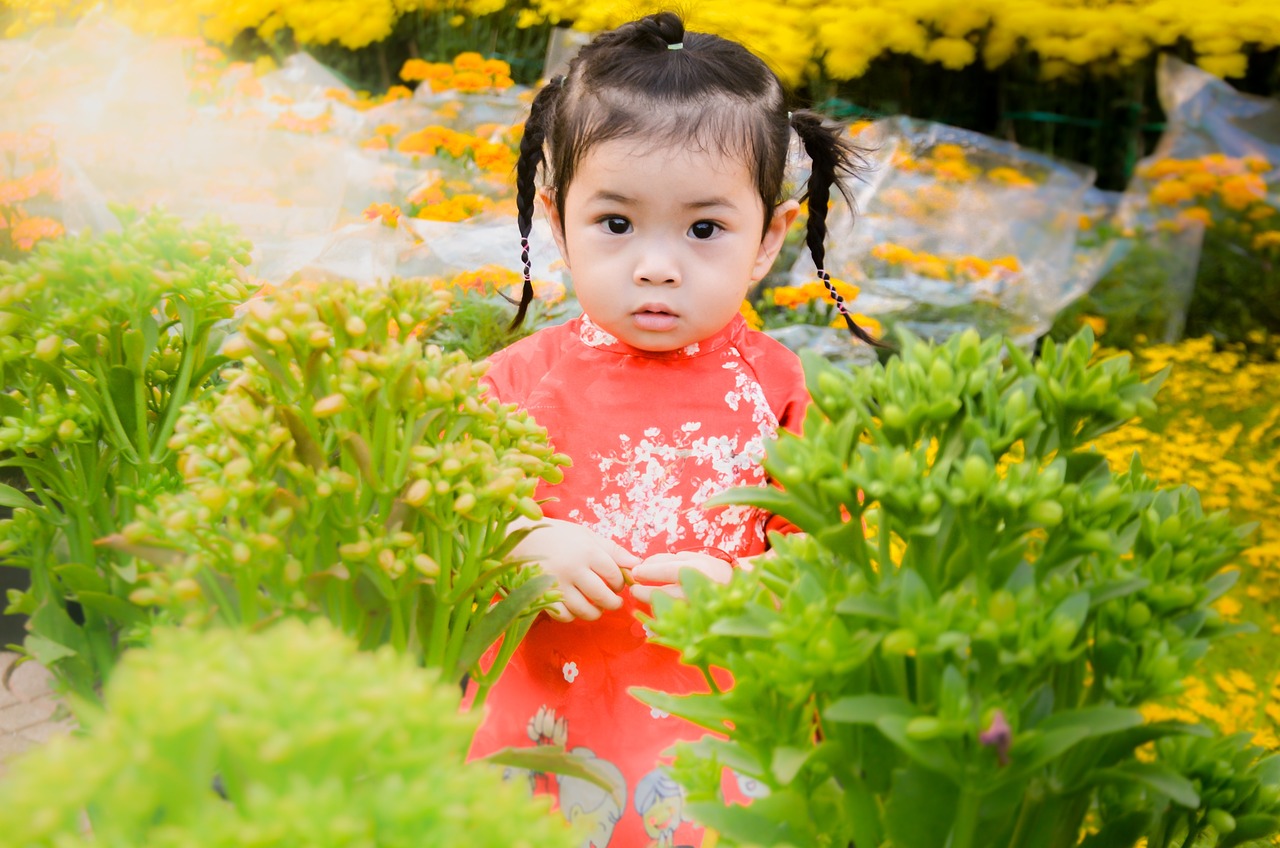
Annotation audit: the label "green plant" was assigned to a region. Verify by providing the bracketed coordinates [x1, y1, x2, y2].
[0, 618, 578, 847]
[0, 208, 255, 700]
[638, 327, 1278, 848]
[108, 277, 567, 704]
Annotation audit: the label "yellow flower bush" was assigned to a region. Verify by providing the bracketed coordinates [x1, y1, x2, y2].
[517, 0, 1280, 84]
[4, 0, 502, 48]
[1091, 335, 1280, 748]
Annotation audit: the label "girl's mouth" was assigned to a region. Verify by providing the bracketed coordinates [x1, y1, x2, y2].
[633, 308, 678, 332]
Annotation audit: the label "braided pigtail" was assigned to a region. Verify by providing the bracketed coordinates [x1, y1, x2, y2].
[509, 76, 563, 330]
[790, 110, 885, 348]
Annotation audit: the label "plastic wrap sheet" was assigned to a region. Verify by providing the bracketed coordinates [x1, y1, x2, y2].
[260, 215, 570, 290]
[799, 117, 1098, 344]
[765, 325, 879, 368]
[1114, 57, 1278, 341]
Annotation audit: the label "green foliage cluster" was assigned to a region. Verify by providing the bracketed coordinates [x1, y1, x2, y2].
[0, 209, 255, 700]
[640, 328, 1280, 848]
[0, 618, 577, 847]
[111, 276, 566, 702]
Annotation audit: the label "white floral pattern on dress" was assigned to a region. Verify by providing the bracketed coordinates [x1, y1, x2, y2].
[579, 314, 619, 348]
[567, 349, 780, 554]
[562, 661, 579, 683]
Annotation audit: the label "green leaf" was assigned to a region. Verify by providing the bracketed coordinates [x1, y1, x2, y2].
[1093, 760, 1199, 809]
[1008, 707, 1144, 777]
[1219, 814, 1280, 848]
[709, 613, 773, 639]
[1077, 810, 1155, 848]
[452, 573, 555, 680]
[51, 563, 109, 595]
[631, 688, 736, 733]
[770, 746, 811, 785]
[825, 694, 918, 725]
[834, 593, 897, 622]
[684, 799, 805, 848]
[1088, 577, 1149, 609]
[482, 745, 618, 797]
[1202, 569, 1240, 604]
[876, 714, 960, 777]
[0, 482, 33, 511]
[278, 406, 326, 471]
[24, 633, 78, 667]
[106, 365, 140, 449]
[74, 591, 149, 627]
[883, 764, 958, 848]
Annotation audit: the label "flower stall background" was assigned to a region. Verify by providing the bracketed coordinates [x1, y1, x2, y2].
[0, 0, 1278, 844]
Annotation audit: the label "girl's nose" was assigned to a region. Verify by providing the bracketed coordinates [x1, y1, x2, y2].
[634, 248, 680, 285]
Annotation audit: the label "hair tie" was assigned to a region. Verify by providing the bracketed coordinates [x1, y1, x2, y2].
[668, 42, 684, 50]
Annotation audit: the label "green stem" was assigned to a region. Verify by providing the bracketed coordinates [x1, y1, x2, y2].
[91, 360, 141, 465]
[948, 785, 982, 848]
[150, 316, 202, 464]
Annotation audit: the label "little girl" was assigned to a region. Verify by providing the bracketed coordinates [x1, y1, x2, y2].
[468, 13, 871, 848]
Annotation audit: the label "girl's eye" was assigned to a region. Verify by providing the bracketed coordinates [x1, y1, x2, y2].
[689, 221, 720, 240]
[603, 217, 631, 235]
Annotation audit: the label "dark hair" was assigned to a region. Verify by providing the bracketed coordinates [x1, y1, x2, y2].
[510, 11, 878, 346]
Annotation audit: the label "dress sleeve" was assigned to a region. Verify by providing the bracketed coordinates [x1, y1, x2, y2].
[737, 332, 811, 540]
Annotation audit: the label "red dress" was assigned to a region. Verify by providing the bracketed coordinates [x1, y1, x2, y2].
[468, 313, 808, 848]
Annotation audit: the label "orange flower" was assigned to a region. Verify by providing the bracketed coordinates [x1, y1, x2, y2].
[987, 167, 1036, 188]
[453, 52, 485, 71]
[1176, 206, 1212, 228]
[363, 203, 402, 227]
[1220, 173, 1267, 210]
[1150, 180, 1194, 206]
[400, 58, 433, 82]
[740, 299, 763, 330]
[1183, 171, 1218, 195]
[10, 215, 63, 250]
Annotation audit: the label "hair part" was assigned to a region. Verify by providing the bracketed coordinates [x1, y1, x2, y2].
[510, 10, 880, 347]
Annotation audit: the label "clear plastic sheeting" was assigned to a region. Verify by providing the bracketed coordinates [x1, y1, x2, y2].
[797, 117, 1098, 345]
[1113, 57, 1277, 341]
[0, 13, 549, 294]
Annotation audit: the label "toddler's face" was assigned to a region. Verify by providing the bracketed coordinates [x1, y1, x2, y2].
[543, 139, 796, 352]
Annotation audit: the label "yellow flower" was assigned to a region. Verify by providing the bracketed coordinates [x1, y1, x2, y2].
[740, 299, 763, 331]
[1196, 53, 1248, 79]
[1253, 231, 1280, 251]
[925, 37, 976, 70]
[453, 52, 485, 71]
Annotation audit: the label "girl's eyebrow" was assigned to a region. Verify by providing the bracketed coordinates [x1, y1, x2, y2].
[585, 190, 737, 209]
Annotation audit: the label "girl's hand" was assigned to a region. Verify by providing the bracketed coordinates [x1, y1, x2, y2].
[512, 517, 641, 622]
[629, 551, 735, 604]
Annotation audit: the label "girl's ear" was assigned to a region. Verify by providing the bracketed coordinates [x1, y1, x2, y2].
[751, 199, 801, 282]
[538, 187, 570, 268]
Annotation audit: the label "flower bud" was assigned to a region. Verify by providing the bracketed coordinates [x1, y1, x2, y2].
[313, 394, 350, 418]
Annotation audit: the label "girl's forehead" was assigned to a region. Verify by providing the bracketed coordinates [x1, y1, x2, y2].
[576, 138, 754, 181]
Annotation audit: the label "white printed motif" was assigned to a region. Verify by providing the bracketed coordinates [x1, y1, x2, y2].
[562, 661, 579, 683]
[567, 354, 782, 555]
[578, 315, 619, 348]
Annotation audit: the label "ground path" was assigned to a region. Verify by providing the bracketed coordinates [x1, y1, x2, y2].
[0, 651, 72, 780]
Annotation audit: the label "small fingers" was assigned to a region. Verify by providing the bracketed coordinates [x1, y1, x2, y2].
[575, 568, 624, 613]
[631, 582, 684, 605]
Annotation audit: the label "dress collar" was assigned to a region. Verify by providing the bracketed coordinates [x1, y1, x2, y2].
[575, 312, 746, 359]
